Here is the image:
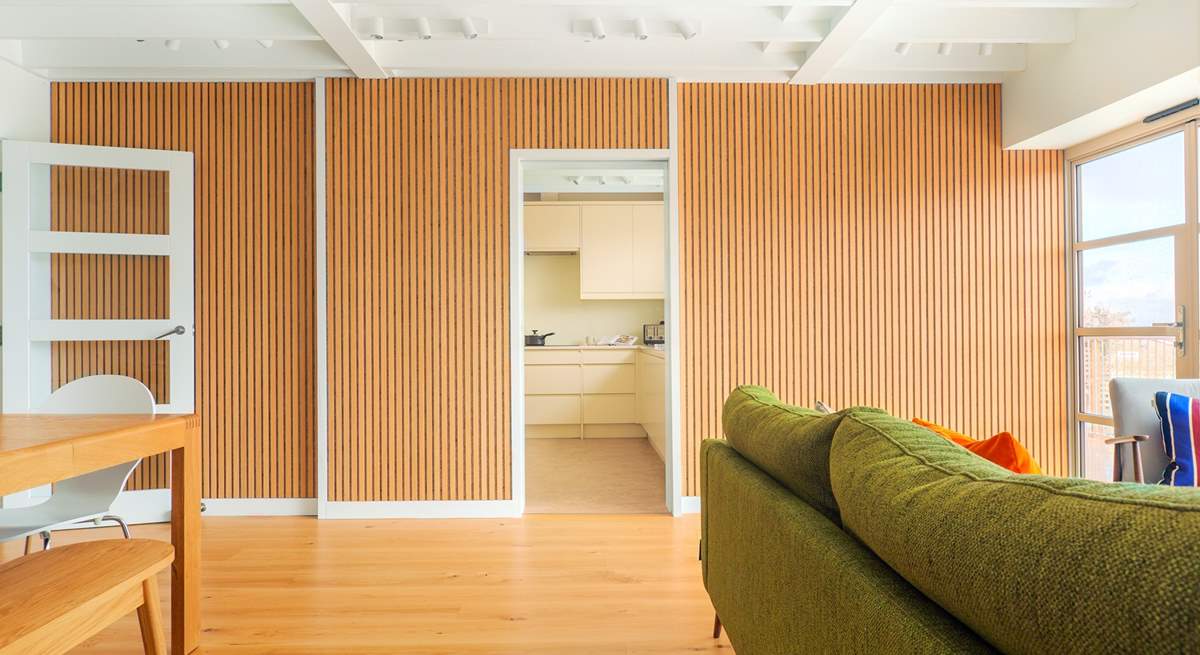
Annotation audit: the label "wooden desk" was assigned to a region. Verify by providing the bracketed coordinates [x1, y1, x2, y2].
[0, 414, 201, 654]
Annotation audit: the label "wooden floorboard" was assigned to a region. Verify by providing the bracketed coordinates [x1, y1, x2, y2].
[1, 515, 731, 654]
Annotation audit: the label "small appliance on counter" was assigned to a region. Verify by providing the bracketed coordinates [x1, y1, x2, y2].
[525, 330, 555, 346]
[643, 321, 665, 346]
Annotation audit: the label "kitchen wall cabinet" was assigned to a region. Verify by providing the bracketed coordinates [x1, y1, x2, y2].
[525, 201, 664, 300]
[524, 203, 580, 252]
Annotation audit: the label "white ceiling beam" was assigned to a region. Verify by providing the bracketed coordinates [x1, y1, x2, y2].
[20, 39, 345, 70]
[373, 40, 801, 74]
[894, 0, 1134, 7]
[869, 6, 1075, 43]
[290, 0, 386, 78]
[0, 5, 318, 40]
[789, 0, 895, 84]
[839, 40, 1026, 71]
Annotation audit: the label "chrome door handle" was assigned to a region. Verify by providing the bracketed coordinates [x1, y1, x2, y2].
[154, 325, 186, 340]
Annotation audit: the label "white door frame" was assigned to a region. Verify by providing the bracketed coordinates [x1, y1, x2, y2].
[509, 148, 683, 516]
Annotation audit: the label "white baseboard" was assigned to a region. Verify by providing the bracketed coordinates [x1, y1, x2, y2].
[203, 498, 317, 516]
[321, 500, 521, 519]
[680, 495, 701, 514]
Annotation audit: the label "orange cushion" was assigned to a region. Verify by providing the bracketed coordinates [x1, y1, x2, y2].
[912, 418, 1042, 474]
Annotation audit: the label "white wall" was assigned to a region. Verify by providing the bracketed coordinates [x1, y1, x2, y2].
[0, 59, 47, 508]
[524, 254, 663, 346]
[1003, 0, 1200, 149]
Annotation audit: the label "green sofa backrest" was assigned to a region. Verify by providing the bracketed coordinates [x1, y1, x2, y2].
[721, 385, 883, 523]
[830, 411, 1200, 654]
[701, 439, 995, 654]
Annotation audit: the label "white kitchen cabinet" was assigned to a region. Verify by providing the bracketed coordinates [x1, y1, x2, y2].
[632, 204, 665, 295]
[579, 205, 634, 297]
[583, 394, 638, 424]
[527, 365, 581, 395]
[524, 203, 580, 252]
[582, 364, 636, 394]
[636, 349, 666, 460]
[526, 395, 581, 425]
[525, 347, 644, 439]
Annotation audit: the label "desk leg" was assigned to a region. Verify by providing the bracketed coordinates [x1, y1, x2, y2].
[171, 429, 201, 654]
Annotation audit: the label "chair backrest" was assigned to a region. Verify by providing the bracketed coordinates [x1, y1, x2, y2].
[1109, 377, 1200, 483]
[37, 375, 155, 510]
[41, 375, 155, 414]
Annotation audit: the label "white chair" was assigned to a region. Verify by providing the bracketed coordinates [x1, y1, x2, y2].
[0, 375, 155, 554]
[1108, 377, 1200, 483]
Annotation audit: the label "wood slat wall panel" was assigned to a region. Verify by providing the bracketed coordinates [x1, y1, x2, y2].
[678, 83, 1068, 493]
[50, 82, 317, 497]
[326, 78, 667, 501]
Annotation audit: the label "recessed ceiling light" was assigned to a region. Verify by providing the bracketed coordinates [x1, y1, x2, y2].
[164, 39, 182, 51]
[213, 39, 230, 50]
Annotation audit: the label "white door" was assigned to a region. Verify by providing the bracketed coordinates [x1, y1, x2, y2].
[1, 140, 194, 518]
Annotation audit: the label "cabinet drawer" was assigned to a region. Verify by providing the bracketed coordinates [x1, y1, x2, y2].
[525, 349, 580, 365]
[581, 349, 636, 364]
[582, 394, 637, 424]
[526, 365, 581, 395]
[526, 395, 581, 425]
[582, 364, 635, 394]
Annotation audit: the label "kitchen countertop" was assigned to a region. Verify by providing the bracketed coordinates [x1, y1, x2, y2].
[523, 344, 666, 357]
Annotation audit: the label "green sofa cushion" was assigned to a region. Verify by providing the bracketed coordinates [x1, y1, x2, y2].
[721, 385, 882, 522]
[701, 439, 995, 654]
[830, 411, 1200, 655]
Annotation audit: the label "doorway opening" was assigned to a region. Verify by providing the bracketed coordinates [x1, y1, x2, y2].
[510, 149, 680, 515]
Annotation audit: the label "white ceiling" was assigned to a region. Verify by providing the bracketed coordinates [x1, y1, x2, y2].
[0, 0, 1138, 83]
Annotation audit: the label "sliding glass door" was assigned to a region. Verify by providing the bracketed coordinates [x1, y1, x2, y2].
[1073, 122, 1199, 480]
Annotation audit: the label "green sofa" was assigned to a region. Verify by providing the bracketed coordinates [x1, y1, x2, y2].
[701, 386, 1200, 654]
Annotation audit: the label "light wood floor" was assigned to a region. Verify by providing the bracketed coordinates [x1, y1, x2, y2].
[526, 438, 667, 514]
[0, 515, 731, 654]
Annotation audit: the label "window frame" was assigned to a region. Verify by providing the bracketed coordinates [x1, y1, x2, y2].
[1067, 109, 1200, 479]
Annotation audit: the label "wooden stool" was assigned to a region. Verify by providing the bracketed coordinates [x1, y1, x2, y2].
[0, 539, 174, 655]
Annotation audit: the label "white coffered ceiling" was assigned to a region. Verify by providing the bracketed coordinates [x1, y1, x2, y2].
[0, 0, 1137, 83]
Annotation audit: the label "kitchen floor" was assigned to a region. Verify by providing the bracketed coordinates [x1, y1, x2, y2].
[526, 438, 667, 514]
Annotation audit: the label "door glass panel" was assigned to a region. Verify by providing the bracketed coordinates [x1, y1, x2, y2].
[1079, 237, 1174, 327]
[1078, 131, 1185, 241]
[1078, 336, 1176, 416]
[1081, 422, 1116, 481]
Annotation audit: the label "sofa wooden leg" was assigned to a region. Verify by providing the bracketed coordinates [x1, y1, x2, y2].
[712, 613, 722, 639]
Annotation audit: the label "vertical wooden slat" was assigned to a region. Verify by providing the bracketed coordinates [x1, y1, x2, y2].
[676, 82, 1068, 494]
[325, 78, 668, 501]
[50, 82, 317, 498]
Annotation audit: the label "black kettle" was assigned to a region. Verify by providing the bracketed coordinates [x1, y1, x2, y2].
[525, 330, 555, 346]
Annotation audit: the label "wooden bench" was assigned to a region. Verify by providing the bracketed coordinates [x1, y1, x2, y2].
[0, 539, 174, 655]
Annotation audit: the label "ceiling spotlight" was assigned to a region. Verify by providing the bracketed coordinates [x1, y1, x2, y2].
[257, 39, 274, 49]
[592, 17, 606, 41]
[979, 43, 994, 56]
[461, 17, 479, 40]
[937, 42, 953, 56]
[633, 17, 648, 41]
[569, 176, 581, 186]
[677, 19, 699, 41]
[416, 17, 432, 40]
[598, 176, 608, 185]
[894, 42, 911, 56]
[366, 16, 385, 40]
[213, 39, 230, 50]
[164, 39, 182, 51]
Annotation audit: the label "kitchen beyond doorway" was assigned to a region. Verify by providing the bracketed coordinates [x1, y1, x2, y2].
[512, 150, 678, 515]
